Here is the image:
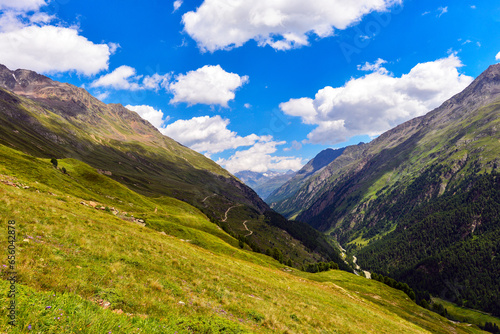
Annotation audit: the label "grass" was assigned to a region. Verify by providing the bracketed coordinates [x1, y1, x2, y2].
[432, 297, 500, 329]
[0, 144, 490, 333]
[347, 223, 398, 247]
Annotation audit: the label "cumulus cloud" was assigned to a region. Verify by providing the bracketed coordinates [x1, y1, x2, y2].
[162, 114, 304, 173]
[91, 66, 170, 91]
[496, 52, 500, 61]
[280, 54, 473, 144]
[143, 73, 171, 91]
[182, 0, 402, 52]
[0, 25, 110, 75]
[216, 141, 304, 174]
[283, 140, 303, 152]
[357, 58, 388, 74]
[162, 115, 261, 154]
[0, 1, 112, 76]
[91, 66, 140, 90]
[0, 0, 46, 11]
[125, 105, 170, 129]
[169, 65, 248, 107]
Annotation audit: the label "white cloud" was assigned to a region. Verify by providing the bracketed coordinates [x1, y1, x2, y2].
[0, 1, 115, 76]
[0, 10, 26, 32]
[173, 0, 183, 12]
[91, 66, 170, 91]
[216, 141, 304, 173]
[496, 52, 500, 61]
[143, 73, 170, 91]
[280, 54, 474, 144]
[283, 140, 302, 151]
[169, 65, 248, 107]
[0, 0, 46, 11]
[162, 114, 304, 173]
[357, 58, 388, 74]
[108, 42, 121, 54]
[95, 91, 109, 101]
[470, 5, 476, 9]
[182, 0, 402, 52]
[244, 103, 252, 109]
[91, 65, 141, 90]
[29, 12, 54, 24]
[437, 6, 448, 17]
[125, 105, 170, 129]
[162, 115, 261, 154]
[0, 25, 110, 75]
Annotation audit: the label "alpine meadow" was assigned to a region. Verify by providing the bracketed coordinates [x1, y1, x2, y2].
[0, 0, 499, 333]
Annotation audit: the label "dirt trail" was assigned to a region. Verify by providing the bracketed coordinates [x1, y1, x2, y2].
[222, 204, 242, 222]
[202, 194, 216, 203]
[242, 221, 253, 237]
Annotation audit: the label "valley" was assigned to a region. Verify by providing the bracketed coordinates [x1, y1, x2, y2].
[267, 64, 500, 320]
[0, 64, 495, 333]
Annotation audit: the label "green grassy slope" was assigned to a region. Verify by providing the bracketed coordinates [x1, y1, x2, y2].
[0, 144, 487, 333]
[0, 66, 349, 275]
[0, 80, 267, 218]
[433, 298, 500, 331]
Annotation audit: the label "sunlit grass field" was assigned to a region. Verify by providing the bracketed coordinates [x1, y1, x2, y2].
[0, 144, 488, 333]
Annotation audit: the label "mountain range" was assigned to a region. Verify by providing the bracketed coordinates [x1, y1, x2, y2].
[269, 64, 500, 315]
[266, 147, 347, 216]
[0, 64, 347, 268]
[0, 63, 499, 332]
[234, 170, 295, 200]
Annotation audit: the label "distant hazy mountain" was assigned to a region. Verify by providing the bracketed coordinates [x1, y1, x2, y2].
[234, 170, 295, 200]
[270, 64, 500, 315]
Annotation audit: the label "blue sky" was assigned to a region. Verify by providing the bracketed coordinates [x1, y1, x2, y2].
[0, 0, 499, 173]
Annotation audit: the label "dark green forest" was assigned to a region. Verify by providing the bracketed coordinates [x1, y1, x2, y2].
[357, 171, 500, 315]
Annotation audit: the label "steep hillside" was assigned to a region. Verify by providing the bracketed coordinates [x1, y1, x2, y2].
[0, 64, 264, 211]
[0, 143, 488, 334]
[267, 147, 346, 216]
[235, 170, 295, 200]
[0, 64, 348, 269]
[270, 64, 500, 315]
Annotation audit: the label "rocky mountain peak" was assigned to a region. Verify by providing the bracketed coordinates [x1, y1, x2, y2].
[0, 64, 55, 95]
[444, 63, 500, 110]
